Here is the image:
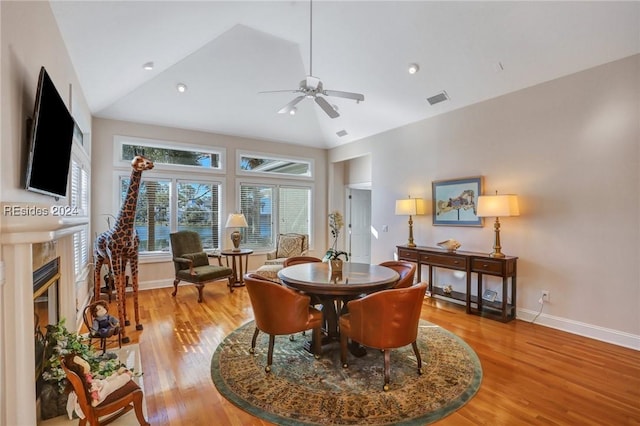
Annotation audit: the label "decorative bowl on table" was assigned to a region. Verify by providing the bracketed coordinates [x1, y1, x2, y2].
[437, 239, 461, 252]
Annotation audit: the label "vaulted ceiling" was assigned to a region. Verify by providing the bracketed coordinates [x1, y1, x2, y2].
[50, 1, 639, 149]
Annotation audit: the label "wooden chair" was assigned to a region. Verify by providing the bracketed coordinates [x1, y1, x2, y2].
[60, 356, 149, 426]
[339, 282, 427, 391]
[169, 231, 234, 302]
[244, 274, 323, 372]
[379, 260, 416, 288]
[282, 256, 323, 267]
[83, 301, 121, 354]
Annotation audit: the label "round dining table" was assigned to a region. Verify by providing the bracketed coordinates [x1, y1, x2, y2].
[278, 262, 400, 354]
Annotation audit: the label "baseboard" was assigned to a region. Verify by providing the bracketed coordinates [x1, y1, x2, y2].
[517, 307, 640, 351]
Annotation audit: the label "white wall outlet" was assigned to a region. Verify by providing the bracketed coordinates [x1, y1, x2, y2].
[541, 290, 550, 303]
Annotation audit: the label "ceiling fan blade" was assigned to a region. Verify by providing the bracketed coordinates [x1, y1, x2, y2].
[323, 90, 365, 102]
[277, 96, 305, 114]
[315, 96, 339, 118]
[259, 89, 300, 94]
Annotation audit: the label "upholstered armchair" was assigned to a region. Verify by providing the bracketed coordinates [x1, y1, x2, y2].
[169, 231, 234, 302]
[265, 233, 309, 266]
[379, 260, 417, 288]
[244, 274, 323, 372]
[339, 282, 428, 391]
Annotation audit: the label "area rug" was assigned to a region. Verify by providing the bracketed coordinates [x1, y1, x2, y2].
[211, 320, 482, 425]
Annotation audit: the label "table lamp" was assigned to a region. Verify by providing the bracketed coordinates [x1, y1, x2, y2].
[476, 192, 519, 258]
[395, 197, 422, 248]
[225, 213, 248, 251]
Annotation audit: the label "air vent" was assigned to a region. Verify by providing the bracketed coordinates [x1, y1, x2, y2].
[336, 130, 348, 137]
[427, 91, 449, 106]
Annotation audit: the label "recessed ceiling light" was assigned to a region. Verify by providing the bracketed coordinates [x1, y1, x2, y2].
[408, 63, 420, 74]
[142, 61, 154, 71]
[176, 83, 187, 93]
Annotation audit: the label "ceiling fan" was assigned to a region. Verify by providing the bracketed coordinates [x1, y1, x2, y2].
[260, 0, 364, 119]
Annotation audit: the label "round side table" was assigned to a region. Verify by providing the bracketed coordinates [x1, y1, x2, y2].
[220, 248, 253, 286]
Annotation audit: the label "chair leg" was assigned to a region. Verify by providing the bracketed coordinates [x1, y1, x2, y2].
[412, 341, 423, 374]
[132, 389, 151, 426]
[227, 276, 234, 293]
[312, 326, 322, 358]
[266, 334, 275, 373]
[383, 349, 391, 391]
[250, 327, 259, 354]
[172, 279, 180, 297]
[196, 284, 204, 303]
[340, 333, 349, 368]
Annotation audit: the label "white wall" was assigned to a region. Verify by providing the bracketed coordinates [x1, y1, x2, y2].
[91, 118, 328, 288]
[0, 2, 92, 424]
[330, 55, 640, 349]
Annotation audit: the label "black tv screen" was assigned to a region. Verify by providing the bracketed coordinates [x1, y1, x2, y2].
[25, 67, 75, 199]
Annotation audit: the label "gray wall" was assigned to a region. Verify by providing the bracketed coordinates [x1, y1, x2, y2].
[330, 55, 640, 348]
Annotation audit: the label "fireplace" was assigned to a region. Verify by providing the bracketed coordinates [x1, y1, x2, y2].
[33, 257, 60, 381]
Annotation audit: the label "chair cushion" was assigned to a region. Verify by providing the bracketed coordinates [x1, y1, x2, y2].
[276, 234, 305, 258]
[181, 252, 209, 267]
[176, 265, 232, 283]
[255, 264, 282, 281]
[95, 379, 140, 407]
[264, 258, 286, 266]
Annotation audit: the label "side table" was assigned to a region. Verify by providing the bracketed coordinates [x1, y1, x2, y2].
[220, 249, 253, 286]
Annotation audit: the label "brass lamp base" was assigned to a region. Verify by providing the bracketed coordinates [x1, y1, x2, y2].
[406, 215, 416, 247]
[489, 217, 505, 258]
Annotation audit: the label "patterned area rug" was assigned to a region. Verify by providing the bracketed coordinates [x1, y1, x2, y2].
[211, 320, 482, 425]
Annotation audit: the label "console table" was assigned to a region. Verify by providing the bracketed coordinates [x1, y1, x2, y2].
[397, 245, 518, 322]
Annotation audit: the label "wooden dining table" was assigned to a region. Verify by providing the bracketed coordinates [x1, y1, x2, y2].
[278, 262, 400, 354]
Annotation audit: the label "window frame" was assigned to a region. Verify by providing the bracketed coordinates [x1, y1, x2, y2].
[113, 170, 226, 262]
[236, 150, 314, 180]
[114, 135, 227, 174]
[237, 179, 314, 253]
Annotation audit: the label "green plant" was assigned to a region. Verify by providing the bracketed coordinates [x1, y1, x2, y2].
[41, 318, 128, 392]
[324, 211, 349, 261]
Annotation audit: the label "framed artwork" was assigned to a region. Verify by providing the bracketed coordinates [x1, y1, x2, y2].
[432, 176, 483, 226]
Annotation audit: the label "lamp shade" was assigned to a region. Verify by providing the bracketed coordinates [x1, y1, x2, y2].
[395, 198, 418, 216]
[225, 213, 248, 228]
[476, 194, 520, 218]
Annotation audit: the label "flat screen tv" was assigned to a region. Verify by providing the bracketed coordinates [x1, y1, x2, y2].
[25, 66, 75, 199]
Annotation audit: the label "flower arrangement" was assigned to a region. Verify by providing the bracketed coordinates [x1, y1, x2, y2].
[41, 318, 131, 392]
[324, 211, 349, 261]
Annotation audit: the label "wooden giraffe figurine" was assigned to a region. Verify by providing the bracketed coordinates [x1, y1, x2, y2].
[94, 155, 154, 343]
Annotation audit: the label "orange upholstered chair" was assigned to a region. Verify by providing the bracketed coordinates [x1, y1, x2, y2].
[339, 282, 427, 391]
[60, 355, 149, 426]
[282, 256, 322, 267]
[379, 260, 416, 288]
[245, 274, 323, 372]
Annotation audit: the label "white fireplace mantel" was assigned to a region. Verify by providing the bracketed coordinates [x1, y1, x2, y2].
[1, 204, 88, 426]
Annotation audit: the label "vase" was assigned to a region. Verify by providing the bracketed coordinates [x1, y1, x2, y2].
[329, 259, 343, 273]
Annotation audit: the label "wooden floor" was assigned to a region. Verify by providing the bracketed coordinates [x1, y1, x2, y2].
[104, 284, 640, 426]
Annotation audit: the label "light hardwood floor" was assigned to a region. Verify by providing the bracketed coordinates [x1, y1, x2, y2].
[105, 284, 640, 425]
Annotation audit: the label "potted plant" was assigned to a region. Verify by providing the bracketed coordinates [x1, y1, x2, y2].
[324, 211, 349, 272]
[39, 319, 126, 419]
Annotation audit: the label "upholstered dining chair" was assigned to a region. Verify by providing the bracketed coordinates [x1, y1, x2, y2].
[244, 274, 323, 372]
[339, 282, 428, 391]
[282, 256, 323, 267]
[60, 355, 150, 426]
[170, 231, 234, 302]
[379, 260, 417, 288]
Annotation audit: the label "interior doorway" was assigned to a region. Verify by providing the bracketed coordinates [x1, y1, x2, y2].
[346, 188, 371, 264]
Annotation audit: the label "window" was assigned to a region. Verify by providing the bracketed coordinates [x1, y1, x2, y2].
[240, 183, 311, 251]
[238, 152, 312, 177]
[117, 136, 223, 171]
[121, 177, 222, 253]
[70, 154, 90, 278]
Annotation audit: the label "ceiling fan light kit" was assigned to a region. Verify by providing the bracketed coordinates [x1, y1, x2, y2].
[261, 0, 364, 119]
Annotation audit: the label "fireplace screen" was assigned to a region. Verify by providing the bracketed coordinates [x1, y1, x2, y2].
[33, 257, 60, 379]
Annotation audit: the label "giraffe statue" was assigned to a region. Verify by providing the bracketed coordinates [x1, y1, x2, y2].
[94, 155, 154, 343]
